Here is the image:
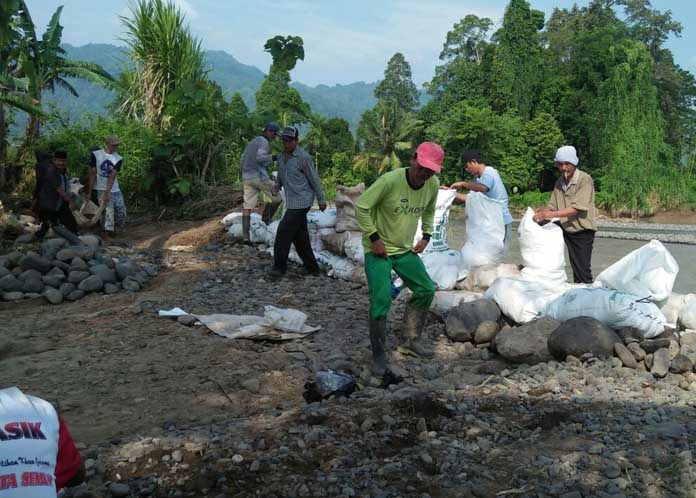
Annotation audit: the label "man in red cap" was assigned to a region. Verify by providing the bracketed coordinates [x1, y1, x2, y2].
[356, 142, 443, 376]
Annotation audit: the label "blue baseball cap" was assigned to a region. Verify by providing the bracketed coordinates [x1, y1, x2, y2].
[264, 123, 280, 133]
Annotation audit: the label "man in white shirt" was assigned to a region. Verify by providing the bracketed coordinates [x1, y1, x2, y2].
[87, 135, 127, 240]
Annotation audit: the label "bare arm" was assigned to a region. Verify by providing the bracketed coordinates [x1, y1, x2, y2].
[451, 181, 488, 193]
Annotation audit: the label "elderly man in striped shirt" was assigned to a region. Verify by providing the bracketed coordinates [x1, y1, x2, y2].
[270, 126, 327, 278]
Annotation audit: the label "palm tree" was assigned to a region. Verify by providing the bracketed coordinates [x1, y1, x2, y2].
[117, 0, 205, 130]
[14, 4, 114, 159]
[354, 102, 423, 175]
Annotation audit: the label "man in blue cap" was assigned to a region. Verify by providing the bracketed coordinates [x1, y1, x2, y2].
[240, 123, 282, 244]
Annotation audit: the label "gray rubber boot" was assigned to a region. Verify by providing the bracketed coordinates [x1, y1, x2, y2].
[400, 305, 434, 358]
[242, 213, 252, 244]
[369, 319, 388, 376]
[261, 201, 281, 225]
[53, 225, 82, 246]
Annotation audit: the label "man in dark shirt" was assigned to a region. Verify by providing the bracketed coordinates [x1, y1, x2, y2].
[34, 151, 80, 245]
[31, 150, 52, 222]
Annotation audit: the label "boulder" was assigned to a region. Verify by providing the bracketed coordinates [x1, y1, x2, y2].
[104, 283, 120, 294]
[46, 267, 66, 279]
[0, 266, 10, 278]
[41, 238, 67, 257]
[20, 255, 52, 274]
[21, 279, 44, 294]
[496, 317, 561, 364]
[56, 247, 81, 262]
[445, 299, 501, 343]
[627, 342, 647, 361]
[474, 321, 501, 344]
[94, 251, 115, 269]
[651, 349, 670, 378]
[59, 282, 76, 297]
[141, 263, 158, 277]
[614, 343, 637, 369]
[640, 338, 671, 354]
[78, 275, 104, 293]
[14, 233, 34, 244]
[41, 275, 64, 288]
[0, 274, 22, 292]
[116, 259, 139, 281]
[51, 261, 71, 273]
[2, 291, 24, 301]
[67, 271, 90, 284]
[547, 317, 622, 361]
[18, 269, 42, 281]
[131, 271, 149, 286]
[43, 288, 64, 305]
[70, 258, 89, 271]
[6, 252, 23, 267]
[66, 290, 85, 302]
[90, 264, 117, 284]
[79, 234, 101, 249]
[670, 354, 693, 374]
[617, 327, 643, 345]
[122, 277, 141, 292]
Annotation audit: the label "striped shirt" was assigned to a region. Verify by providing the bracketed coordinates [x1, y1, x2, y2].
[275, 146, 326, 209]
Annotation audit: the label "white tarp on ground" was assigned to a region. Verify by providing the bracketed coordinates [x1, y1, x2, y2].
[545, 287, 668, 338]
[459, 192, 506, 277]
[594, 239, 678, 302]
[158, 306, 321, 341]
[518, 208, 567, 286]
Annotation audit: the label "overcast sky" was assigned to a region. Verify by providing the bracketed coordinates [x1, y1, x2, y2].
[26, 0, 696, 87]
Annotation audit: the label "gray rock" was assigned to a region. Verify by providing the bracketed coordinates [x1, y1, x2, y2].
[46, 267, 66, 278]
[496, 317, 560, 364]
[241, 378, 260, 393]
[66, 290, 85, 301]
[41, 275, 63, 288]
[41, 238, 67, 256]
[90, 264, 117, 284]
[79, 234, 101, 249]
[67, 271, 90, 284]
[617, 327, 643, 344]
[18, 269, 42, 281]
[141, 263, 158, 277]
[651, 349, 670, 378]
[14, 233, 34, 244]
[2, 291, 24, 301]
[94, 251, 115, 269]
[109, 482, 130, 498]
[122, 277, 141, 292]
[0, 274, 22, 292]
[116, 259, 139, 280]
[640, 338, 671, 353]
[445, 299, 501, 343]
[20, 254, 52, 273]
[627, 342, 646, 361]
[51, 260, 71, 273]
[104, 283, 120, 294]
[547, 317, 621, 361]
[56, 247, 80, 262]
[21, 279, 44, 294]
[0, 266, 9, 278]
[474, 321, 500, 344]
[59, 282, 76, 297]
[6, 251, 23, 267]
[604, 462, 621, 479]
[670, 354, 693, 374]
[177, 315, 197, 326]
[132, 271, 149, 286]
[78, 275, 104, 293]
[43, 288, 64, 305]
[614, 343, 637, 369]
[645, 353, 654, 370]
[70, 257, 89, 271]
[560, 493, 582, 498]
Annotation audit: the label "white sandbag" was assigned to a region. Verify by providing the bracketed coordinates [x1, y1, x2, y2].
[415, 188, 457, 253]
[658, 293, 690, 325]
[307, 208, 337, 229]
[228, 220, 269, 243]
[545, 287, 668, 338]
[518, 207, 567, 285]
[421, 249, 463, 290]
[682, 296, 696, 330]
[344, 234, 365, 265]
[485, 277, 570, 324]
[222, 211, 262, 226]
[458, 263, 521, 291]
[321, 231, 352, 256]
[594, 240, 678, 301]
[460, 192, 505, 274]
[430, 290, 484, 315]
[335, 184, 365, 233]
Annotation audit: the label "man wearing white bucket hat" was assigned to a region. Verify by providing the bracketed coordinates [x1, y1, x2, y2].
[533, 145, 597, 283]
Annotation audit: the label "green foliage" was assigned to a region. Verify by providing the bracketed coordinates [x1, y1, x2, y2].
[508, 190, 551, 211]
[303, 115, 354, 172]
[374, 53, 419, 113]
[264, 35, 305, 73]
[320, 152, 363, 199]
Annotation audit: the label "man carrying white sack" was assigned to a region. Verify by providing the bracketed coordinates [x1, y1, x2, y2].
[445, 150, 513, 256]
[533, 145, 597, 284]
[356, 142, 442, 376]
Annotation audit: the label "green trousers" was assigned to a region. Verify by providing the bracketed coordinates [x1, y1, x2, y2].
[365, 251, 436, 321]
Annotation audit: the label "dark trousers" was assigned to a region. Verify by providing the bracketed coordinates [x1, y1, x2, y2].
[273, 207, 319, 273]
[36, 204, 79, 239]
[563, 229, 595, 284]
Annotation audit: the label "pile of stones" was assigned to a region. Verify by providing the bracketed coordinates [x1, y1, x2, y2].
[446, 298, 696, 379]
[0, 236, 158, 304]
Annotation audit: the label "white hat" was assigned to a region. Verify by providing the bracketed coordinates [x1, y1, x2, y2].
[554, 145, 579, 166]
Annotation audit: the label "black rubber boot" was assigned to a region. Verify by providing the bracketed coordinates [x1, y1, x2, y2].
[400, 306, 434, 358]
[369, 319, 388, 376]
[242, 213, 252, 244]
[261, 201, 281, 224]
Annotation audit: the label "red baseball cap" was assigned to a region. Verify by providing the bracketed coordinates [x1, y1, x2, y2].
[415, 142, 444, 173]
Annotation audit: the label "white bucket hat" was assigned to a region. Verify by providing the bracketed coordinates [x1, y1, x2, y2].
[554, 145, 579, 166]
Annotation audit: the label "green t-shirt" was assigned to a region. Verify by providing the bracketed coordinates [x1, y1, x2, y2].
[356, 168, 439, 256]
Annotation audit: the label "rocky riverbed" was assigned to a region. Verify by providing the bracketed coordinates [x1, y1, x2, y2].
[2, 217, 696, 498]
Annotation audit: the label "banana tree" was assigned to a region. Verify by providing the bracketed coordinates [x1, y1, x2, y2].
[14, 4, 114, 160]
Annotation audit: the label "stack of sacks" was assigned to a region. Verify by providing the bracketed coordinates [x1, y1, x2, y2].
[459, 192, 506, 280]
